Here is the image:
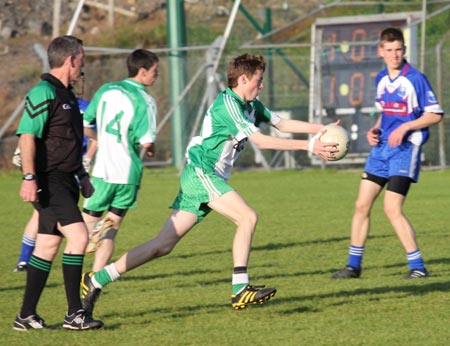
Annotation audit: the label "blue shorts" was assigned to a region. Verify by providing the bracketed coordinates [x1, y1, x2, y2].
[365, 141, 422, 182]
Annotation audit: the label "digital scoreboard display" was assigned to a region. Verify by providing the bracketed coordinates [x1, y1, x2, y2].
[309, 13, 420, 164]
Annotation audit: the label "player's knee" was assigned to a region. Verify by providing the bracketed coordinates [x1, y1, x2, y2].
[65, 235, 88, 254]
[154, 237, 178, 258]
[156, 244, 175, 258]
[75, 232, 89, 249]
[383, 204, 401, 220]
[249, 209, 258, 227]
[354, 199, 371, 216]
[80, 238, 89, 251]
[39, 242, 61, 258]
[239, 209, 258, 230]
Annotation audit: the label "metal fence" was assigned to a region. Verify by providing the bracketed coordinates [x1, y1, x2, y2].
[1, 25, 449, 171]
[75, 42, 450, 172]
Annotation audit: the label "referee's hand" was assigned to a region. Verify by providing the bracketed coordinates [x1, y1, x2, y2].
[79, 176, 94, 198]
[20, 180, 38, 202]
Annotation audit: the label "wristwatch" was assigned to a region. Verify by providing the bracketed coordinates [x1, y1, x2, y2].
[23, 173, 36, 181]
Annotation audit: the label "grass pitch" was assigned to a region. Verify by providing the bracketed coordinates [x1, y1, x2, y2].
[1, 168, 450, 345]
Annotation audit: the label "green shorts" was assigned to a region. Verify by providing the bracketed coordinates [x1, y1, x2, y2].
[170, 164, 234, 222]
[83, 177, 139, 212]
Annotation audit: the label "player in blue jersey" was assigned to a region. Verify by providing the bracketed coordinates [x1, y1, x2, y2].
[81, 53, 339, 318]
[332, 27, 444, 280]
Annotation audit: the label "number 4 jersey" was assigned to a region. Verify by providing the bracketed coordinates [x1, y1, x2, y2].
[83, 78, 157, 185]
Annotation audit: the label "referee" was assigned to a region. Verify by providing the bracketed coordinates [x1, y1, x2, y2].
[13, 35, 103, 331]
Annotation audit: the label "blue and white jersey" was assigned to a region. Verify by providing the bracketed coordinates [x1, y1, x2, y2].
[375, 61, 443, 145]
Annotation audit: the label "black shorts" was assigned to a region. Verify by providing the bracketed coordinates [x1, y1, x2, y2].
[33, 171, 83, 236]
[362, 172, 412, 196]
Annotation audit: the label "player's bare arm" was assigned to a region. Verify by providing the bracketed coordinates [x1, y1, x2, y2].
[275, 118, 341, 135]
[84, 127, 97, 141]
[274, 118, 323, 134]
[18, 134, 38, 202]
[387, 112, 442, 147]
[248, 131, 336, 160]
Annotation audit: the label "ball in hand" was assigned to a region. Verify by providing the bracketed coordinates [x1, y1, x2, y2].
[320, 124, 350, 161]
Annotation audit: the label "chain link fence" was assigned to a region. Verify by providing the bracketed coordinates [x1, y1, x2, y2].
[1, 7, 449, 172]
[2, 44, 449, 171]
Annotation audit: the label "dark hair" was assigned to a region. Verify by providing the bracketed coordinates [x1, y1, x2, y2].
[126, 49, 159, 77]
[227, 54, 266, 88]
[47, 35, 83, 69]
[379, 27, 405, 46]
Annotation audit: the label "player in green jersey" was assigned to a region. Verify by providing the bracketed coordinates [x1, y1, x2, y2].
[81, 53, 338, 318]
[82, 49, 159, 274]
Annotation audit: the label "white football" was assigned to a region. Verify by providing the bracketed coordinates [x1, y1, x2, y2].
[319, 124, 350, 161]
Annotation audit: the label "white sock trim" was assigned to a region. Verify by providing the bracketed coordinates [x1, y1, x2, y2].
[91, 275, 102, 289]
[232, 273, 249, 285]
[23, 234, 36, 246]
[106, 263, 121, 281]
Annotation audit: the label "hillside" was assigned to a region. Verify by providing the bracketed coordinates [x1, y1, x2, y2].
[0, 0, 167, 130]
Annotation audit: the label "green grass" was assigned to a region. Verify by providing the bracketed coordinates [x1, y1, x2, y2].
[1, 168, 450, 345]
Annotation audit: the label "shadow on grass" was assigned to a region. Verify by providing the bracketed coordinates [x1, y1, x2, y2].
[119, 268, 224, 283]
[115, 236, 358, 285]
[159, 234, 392, 261]
[90, 276, 450, 326]
[31, 323, 122, 331]
[275, 279, 450, 315]
[92, 277, 450, 325]
[379, 257, 450, 277]
[87, 236, 450, 323]
[100, 301, 228, 322]
[0, 282, 60, 293]
[113, 234, 406, 289]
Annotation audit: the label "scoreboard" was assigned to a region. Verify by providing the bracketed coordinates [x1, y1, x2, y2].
[309, 13, 421, 164]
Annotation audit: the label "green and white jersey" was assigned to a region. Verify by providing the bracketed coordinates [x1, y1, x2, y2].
[186, 87, 280, 180]
[84, 78, 157, 185]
